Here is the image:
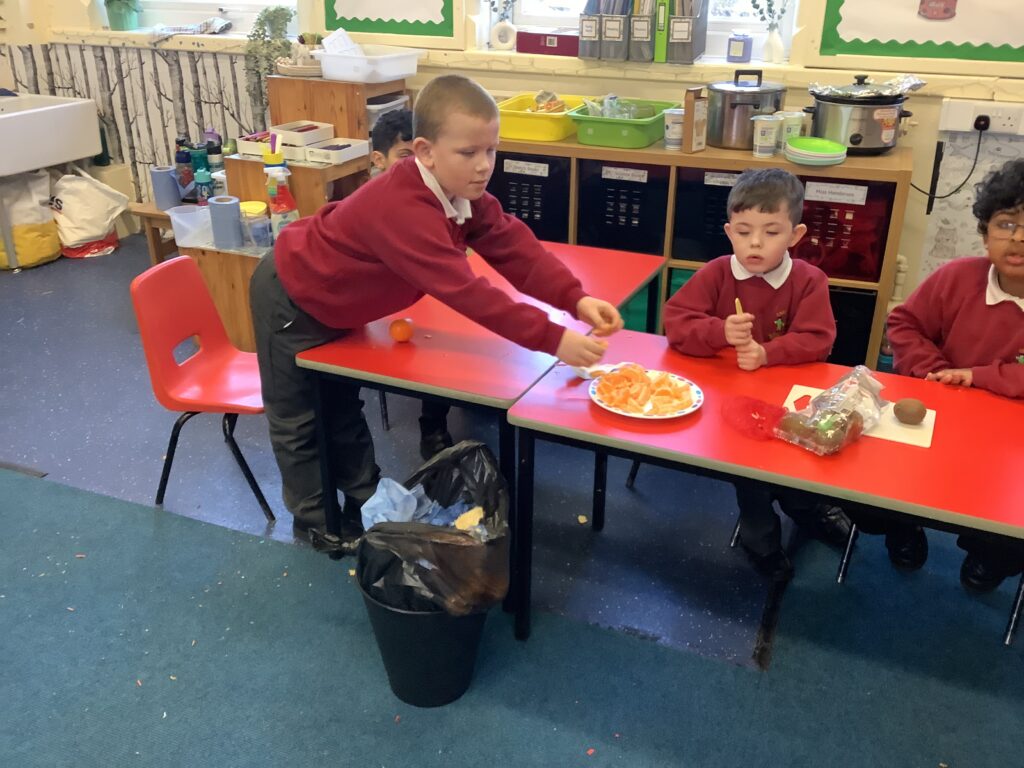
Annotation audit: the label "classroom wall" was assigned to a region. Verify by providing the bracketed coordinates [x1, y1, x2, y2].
[4, 0, 1022, 292]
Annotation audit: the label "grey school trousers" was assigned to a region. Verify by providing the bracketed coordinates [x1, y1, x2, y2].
[250, 256, 380, 528]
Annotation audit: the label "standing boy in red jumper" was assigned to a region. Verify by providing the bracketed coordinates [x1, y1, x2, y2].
[249, 74, 622, 539]
[886, 158, 1024, 592]
[662, 168, 850, 580]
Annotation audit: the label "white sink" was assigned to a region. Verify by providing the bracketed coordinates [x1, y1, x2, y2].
[0, 94, 101, 177]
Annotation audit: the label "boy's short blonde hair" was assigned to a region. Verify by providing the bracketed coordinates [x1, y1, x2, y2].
[414, 75, 498, 142]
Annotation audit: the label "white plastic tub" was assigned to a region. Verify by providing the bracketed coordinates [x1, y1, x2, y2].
[311, 46, 424, 84]
[367, 94, 410, 133]
[168, 205, 212, 248]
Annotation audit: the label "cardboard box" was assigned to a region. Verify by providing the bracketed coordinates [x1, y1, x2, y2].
[516, 27, 579, 57]
[305, 138, 370, 166]
[682, 87, 707, 154]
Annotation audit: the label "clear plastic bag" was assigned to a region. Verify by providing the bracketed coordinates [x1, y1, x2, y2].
[774, 366, 886, 456]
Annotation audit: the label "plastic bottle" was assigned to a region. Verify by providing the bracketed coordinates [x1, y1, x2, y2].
[174, 137, 194, 189]
[190, 146, 209, 175]
[263, 150, 299, 237]
[205, 127, 224, 172]
[240, 200, 274, 247]
[194, 169, 214, 206]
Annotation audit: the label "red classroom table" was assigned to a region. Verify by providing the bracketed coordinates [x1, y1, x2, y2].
[295, 243, 664, 541]
[506, 330, 1024, 643]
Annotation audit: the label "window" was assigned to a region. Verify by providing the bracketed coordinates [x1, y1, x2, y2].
[138, 1, 297, 36]
[511, 0, 798, 60]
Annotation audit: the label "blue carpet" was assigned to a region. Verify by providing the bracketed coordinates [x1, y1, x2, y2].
[2, 470, 1022, 768]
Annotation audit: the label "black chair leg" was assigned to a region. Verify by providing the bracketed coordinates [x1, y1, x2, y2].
[156, 411, 199, 506]
[379, 392, 390, 431]
[836, 523, 859, 584]
[729, 516, 741, 548]
[1004, 573, 1024, 647]
[625, 459, 641, 490]
[223, 414, 275, 522]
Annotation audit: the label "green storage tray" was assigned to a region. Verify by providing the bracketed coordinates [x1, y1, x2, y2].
[567, 99, 680, 149]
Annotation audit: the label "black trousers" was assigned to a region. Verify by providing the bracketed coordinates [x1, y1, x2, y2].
[250, 257, 380, 528]
[733, 479, 824, 556]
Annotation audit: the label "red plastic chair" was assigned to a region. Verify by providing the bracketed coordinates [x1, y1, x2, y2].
[130, 256, 274, 522]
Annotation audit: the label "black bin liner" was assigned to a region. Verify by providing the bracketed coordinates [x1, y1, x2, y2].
[355, 441, 509, 707]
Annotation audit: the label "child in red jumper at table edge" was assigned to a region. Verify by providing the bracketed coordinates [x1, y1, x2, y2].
[249, 75, 623, 539]
[369, 108, 455, 461]
[663, 168, 851, 581]
[885, 158, 1024, 593]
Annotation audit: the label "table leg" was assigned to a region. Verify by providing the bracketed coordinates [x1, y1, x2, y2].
[1004, 573, 1024, 647]
[592, 452, 607, 532]
[143, 220, 164, 266]
[645, 275, 659, 333]
[499, 418, 518, 614]
[312, 372, 341, 536]
[514, 429, 535, 641]
[625, 459, 641, 489]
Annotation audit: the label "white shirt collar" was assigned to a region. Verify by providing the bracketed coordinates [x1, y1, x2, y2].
[985, 264, 1024, 311]
[730, 252, 793, 290]
[415, 158, 472, 225]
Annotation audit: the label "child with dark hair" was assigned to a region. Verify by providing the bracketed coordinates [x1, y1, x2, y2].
[370, 108, 454, 458]
[886, 158, 1024, 591]
[663, 168, 849, 580]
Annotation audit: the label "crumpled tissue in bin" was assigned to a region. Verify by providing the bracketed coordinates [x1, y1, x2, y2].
[360, 478, 474, 531]
[357, 440, 509, 616]
[774, 365, 886, 456]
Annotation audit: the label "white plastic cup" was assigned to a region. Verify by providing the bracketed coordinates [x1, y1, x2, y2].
[663, 108, 685, 150]
[751, 115, 783, 158]
[774, 111, 806, 151]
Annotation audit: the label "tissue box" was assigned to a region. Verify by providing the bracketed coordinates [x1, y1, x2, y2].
[516, 28, 579, 57]
[269, 121, 334, 147]
[305, 138, 370, 165]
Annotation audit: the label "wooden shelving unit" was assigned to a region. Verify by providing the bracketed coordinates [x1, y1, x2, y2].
[494, 138, 914, 367]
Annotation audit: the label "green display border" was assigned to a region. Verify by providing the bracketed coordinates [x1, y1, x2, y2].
[325, 1, 454, 37]
[820, 0, 1024, 63]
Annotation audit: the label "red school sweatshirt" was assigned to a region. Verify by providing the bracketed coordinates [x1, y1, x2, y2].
[662, 255, 836, 365]
[886, 257, 1024, 399]
[273, 157, 587, 356]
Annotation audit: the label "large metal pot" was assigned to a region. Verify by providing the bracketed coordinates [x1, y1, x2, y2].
[805, 75, 913, 155]
[707, 70, 786, 150]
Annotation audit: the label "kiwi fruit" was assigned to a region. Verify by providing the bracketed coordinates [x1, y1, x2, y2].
[893, 398, 926, 426]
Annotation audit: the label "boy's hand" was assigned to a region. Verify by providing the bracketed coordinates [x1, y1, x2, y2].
[926, 368, 973, 387]
[556, 329, 609, 367]
[576, 297, 624, 337]
[724, 312, 755, 347]
[736, 340, 767, 371]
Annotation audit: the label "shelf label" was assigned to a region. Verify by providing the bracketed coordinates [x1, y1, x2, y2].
[602, 166, 648, 184]
[704, 172, 738, 187]
[804, 182, 868, 206]
[503, 159, 549, 178]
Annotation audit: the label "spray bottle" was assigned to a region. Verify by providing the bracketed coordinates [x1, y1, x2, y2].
[263, 136, 299, 238]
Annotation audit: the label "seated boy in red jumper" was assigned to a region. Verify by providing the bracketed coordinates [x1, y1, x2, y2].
[887, 158, 1024, 593]
[662, 168, 850, 581]
[250, 74, 622, 539]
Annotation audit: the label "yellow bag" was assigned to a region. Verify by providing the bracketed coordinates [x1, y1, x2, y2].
[0, 171, 60, 269]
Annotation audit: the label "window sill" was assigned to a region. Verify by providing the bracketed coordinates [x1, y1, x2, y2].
[419, 49, 1001, 98]
[49, 27, 250, 54]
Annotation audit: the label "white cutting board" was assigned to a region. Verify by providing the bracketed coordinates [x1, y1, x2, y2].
[783, 385, 936, 449]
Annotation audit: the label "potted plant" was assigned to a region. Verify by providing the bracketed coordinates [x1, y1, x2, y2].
[750, 0, 789, 64]
[105, 0, 141, 32]
[244, 5, 295, 130]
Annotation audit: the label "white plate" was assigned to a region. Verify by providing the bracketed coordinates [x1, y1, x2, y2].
[588, 367, 704, 420]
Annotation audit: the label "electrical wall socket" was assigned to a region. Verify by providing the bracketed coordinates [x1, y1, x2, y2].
[939, 98, 1024, 136]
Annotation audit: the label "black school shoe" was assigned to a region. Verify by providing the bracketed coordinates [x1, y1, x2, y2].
[293, 497, 366, 543]
[419, 429, 454, 461]
[960, 554, 1015, 594]
[885, 526, 928, 571]
[810, 504, 853, 549]
[741, 544, 794, 582]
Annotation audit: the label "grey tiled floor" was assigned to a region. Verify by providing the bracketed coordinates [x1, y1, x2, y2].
[0, 236, 772, 664]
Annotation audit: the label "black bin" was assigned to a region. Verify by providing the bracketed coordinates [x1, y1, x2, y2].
[359, 582, 487, 707]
